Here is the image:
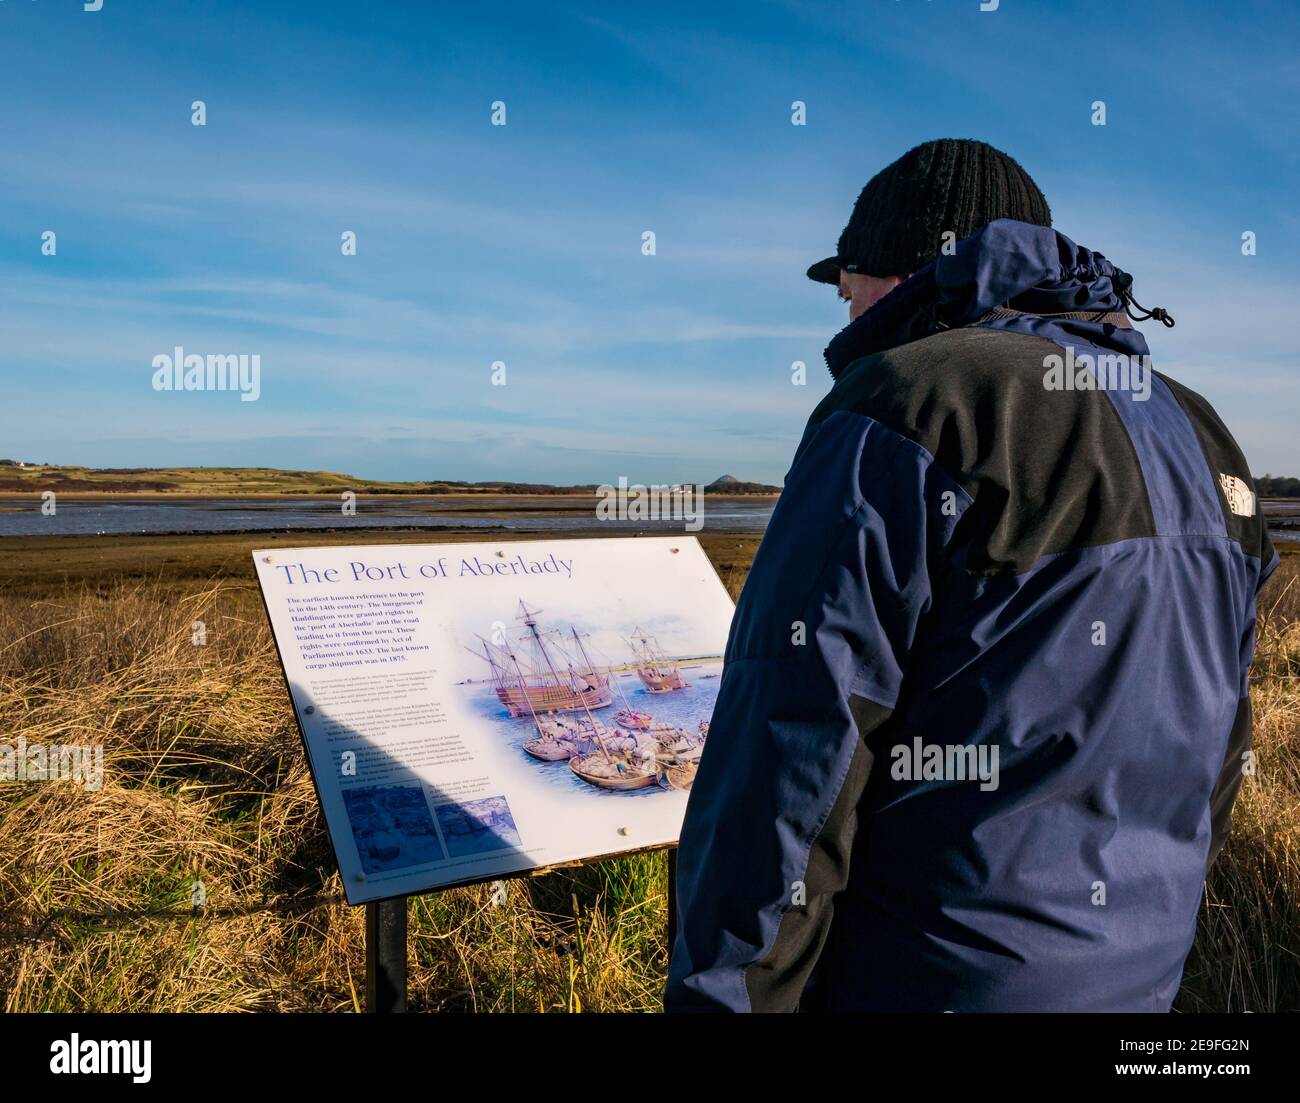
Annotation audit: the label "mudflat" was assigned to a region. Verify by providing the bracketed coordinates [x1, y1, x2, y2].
[0, 528, 764, 598]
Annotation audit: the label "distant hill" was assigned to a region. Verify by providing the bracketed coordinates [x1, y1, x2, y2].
[0, 463, 600, 496]
[705, 474, 781, 494]
[0, 462, 784, 496]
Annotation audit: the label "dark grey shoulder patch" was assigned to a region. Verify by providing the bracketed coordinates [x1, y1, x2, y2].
[809, 327, 1157, 574]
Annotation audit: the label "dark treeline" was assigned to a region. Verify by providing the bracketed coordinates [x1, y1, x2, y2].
[1256, 475, 1300, 498]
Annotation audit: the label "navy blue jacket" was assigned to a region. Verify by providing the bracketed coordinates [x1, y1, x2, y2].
[667, 220, 1277, 1012]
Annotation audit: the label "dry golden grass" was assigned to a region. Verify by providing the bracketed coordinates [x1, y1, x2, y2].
[0, 579, 672, 1012]
[1175, 554, 1300, 1011]
[0, 550, 1296, 1011]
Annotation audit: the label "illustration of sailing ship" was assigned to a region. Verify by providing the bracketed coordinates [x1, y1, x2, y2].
[607, 660, 704, 756]
[474, 601, 613, 717]
[469, 603, 712, 792]
[626, 626, 689, 693]
[562, 707, 708, 789]
[562, 646, 709, 790]
[560, 684, 663, 790]
[570, 698, 706, 791]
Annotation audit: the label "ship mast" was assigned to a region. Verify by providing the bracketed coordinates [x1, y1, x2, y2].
[518, 600, 565, 687]
[570, 627, 602, 680]
[629, 626, 665, 677]
[609, 658, 636, 713]
[469, 639, 507, 691]
[504, 642, 546, 732]
[473, 635, 547, 729]
[584, 632, 637, 714]
[569, 662, 614, 764]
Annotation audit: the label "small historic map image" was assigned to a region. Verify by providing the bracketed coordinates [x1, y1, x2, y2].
[342, 783, 446, 874]
[435, 795, 522, 858]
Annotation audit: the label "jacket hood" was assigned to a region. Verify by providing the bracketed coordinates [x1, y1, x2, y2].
[824, 219, 1160, 379]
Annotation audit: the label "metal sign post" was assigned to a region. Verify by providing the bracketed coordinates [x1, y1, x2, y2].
[666, 846, 678, 951]
[362, 846, 679, 1012]
[365, 896, 408, 1013]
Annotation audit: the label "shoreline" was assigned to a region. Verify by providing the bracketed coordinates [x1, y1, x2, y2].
[2, 522, 1290, 597]
[0, 492, 781, 502]
[0, 490, 783, 506]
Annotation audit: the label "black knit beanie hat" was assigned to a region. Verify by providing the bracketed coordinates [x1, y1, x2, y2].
[806, 139, 1051, 284]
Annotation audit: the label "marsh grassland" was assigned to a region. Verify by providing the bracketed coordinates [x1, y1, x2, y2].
[0, 532, 1295, 1011]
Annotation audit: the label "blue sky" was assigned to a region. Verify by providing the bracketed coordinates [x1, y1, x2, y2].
[2, 0, 1297, 485]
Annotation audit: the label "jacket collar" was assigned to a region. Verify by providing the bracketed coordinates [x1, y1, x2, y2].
[824, 220, 1150, 379]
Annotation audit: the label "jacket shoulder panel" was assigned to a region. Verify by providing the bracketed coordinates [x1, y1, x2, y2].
[808, 327, 1157, 574]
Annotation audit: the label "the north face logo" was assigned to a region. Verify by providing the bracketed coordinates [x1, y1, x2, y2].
[1219, 473, 1256, 517]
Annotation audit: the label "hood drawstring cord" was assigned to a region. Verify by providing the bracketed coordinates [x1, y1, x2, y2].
[1113, 269, 1176, 328]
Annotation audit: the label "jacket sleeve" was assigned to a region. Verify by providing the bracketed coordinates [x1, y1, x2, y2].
[665, 408, 971, 1012]
[1206, 539, 1279, 871]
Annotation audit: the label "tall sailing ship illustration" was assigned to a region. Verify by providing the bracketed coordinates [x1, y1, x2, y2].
[474, 601, 613, 718]
[471, 602, 709, 792]
[627, 626, 689, 693]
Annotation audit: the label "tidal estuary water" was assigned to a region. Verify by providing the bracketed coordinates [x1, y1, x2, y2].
[0, 496, 778, 537]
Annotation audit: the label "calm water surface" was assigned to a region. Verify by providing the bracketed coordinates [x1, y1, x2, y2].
[0, 497, 777, 537]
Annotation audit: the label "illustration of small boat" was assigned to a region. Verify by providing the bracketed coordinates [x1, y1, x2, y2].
[626, 627, 689, 693]
[564, 713, 664, 789]
[569, 750, 661, 790]
[523, 715, 612, 761]
[652, 727, 703, 758]
[523, 735, 586, 761]
[657, 757, 699, 791]
[614, 709, 687, 741]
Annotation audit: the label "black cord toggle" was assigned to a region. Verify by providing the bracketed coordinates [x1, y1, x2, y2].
[1112, 269, 1176, 328]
